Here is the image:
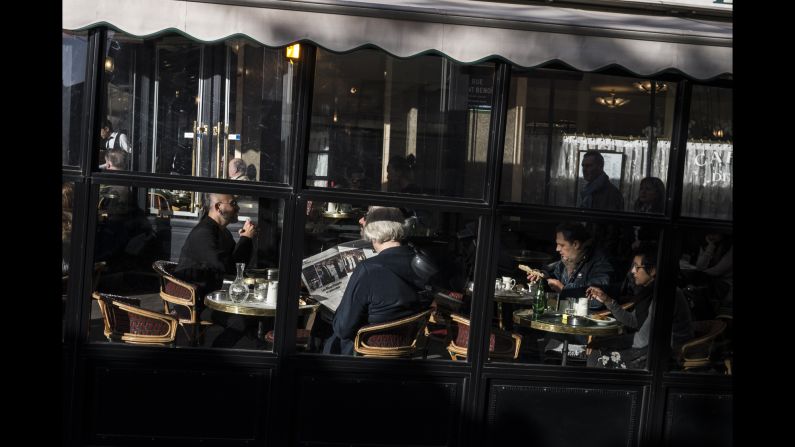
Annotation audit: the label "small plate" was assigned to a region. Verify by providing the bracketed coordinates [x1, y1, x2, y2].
[585, 315, 616, 325]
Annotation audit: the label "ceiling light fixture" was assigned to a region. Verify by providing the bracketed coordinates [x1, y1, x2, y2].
[633, 80, 668, 94]
[595, 91, 630, 108]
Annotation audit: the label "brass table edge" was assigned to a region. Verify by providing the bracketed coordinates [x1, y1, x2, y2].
[527, 318, 623, 336]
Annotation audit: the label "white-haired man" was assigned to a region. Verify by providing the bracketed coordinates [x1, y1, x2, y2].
[228, 158, 250, 181]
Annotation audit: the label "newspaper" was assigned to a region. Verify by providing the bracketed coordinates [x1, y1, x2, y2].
[300, 239, 376, 312]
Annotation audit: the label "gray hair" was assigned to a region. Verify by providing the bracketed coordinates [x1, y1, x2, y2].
[105, 148, 127, 169]
[363, 220, 405, 244]
[230, 158, 246, 173]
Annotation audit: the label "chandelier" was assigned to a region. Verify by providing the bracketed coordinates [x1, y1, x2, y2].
[633, 80, 668, 94]
[595, 91, 630, 108]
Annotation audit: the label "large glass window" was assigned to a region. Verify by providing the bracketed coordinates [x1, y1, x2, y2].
[302, 200, 481, 360]
[501, 70, 676, 215]
[682, 86, 733, 220]
[97, 32, 299, 193]
[488, 216, 664, 369]
[62, 181, 75, 338]
[670, 227, 733, 374]
[308, 49, 495, 199]
[63, 31, 89, 167]
[89, 184, 286, 350]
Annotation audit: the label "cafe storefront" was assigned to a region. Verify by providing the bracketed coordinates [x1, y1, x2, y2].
[62, 0, 732, 445]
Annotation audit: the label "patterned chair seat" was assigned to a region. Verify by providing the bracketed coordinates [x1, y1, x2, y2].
[447, 314, 521, 361]
[92, 292, 177, 345]
[353, 309, 432, 358]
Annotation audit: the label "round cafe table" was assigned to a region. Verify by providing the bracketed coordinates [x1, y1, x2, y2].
[205, 291, 319, 340]
[513, 310, 623, 366]
[493, 289, 534, 330]
[205, 291, 317, 317]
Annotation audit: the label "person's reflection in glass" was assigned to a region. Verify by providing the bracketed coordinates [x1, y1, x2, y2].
[633, 177, 665, 214]
[387, 155, 421, 194]
[578, 150, 623, 211]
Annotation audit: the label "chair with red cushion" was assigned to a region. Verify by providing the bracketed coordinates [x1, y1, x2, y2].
[424, 289, 465, 353]
[264, 303, 320, 350]
[152, 260, 212, 345]
[447, 314, 521, 361]
[352, 309, 433, 358]
[678, 319, 727, 371]
[92, 292, 177, 345]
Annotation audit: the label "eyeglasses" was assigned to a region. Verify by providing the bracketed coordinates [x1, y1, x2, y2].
[217, 200, 238, 207]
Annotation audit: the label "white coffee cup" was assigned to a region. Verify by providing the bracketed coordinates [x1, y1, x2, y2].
[326, 202, 337, 213]
[575, 297, 589, 316]
[266, 280, 278, 305]
[501, 276, 516, 290]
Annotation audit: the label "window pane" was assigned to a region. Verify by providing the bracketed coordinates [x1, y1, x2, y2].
[671, 228, 732, 374]
[681, 86, 733, 220]
[63, 31, 89, 167]
[308, 49, 495, 199]
[90, 184, 285, 350]
[501, 70, 675, 215]
[62, 181, 75, 339]
[97, 32, 298, 188]
[489, 216, 662, 369]
[302, 201, 480, 359]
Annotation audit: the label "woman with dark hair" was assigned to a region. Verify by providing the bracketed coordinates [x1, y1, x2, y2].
[586, 244, 694, 369]
[633, 176, 666, 213]
[631, 177, 666, 251]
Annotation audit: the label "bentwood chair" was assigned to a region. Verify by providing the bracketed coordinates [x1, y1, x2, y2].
[423, 289, 465, 354]
[352, 309, 432, 358]
[152, 260, 212, 345]
[264, 302, 321, 350]
[447, 314, 522, 361]
[92, 292, 177, 345]
[678, 319, 727, 371]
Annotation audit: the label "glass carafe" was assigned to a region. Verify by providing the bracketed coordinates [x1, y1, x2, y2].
[228, 262, 248, 303]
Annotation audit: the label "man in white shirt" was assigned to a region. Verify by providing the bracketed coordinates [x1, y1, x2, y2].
[99, 119, 130, 169]
[101, 119, 129, 152]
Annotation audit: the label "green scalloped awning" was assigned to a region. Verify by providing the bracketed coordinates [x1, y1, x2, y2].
[63, 0, 732, 80]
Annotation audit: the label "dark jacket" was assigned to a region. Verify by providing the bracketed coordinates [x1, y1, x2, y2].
[326, 245, 426, 355]
[174, 215, 253, 298]
[580, 172, 624, 211]
[548, 248, 613, 292]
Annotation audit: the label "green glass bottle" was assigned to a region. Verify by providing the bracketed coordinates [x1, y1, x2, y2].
[532, 280, 547, 319]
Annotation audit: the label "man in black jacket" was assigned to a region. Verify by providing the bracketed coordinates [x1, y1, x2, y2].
[175, 192, 258, 346]
[323, 207, 427, 355]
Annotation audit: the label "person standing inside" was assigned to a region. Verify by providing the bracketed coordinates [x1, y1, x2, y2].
[578, 150, 630, 272]
[99, 119, 130, 169]
[578, 150, 623, 210]
[101, 119, 130, 152]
